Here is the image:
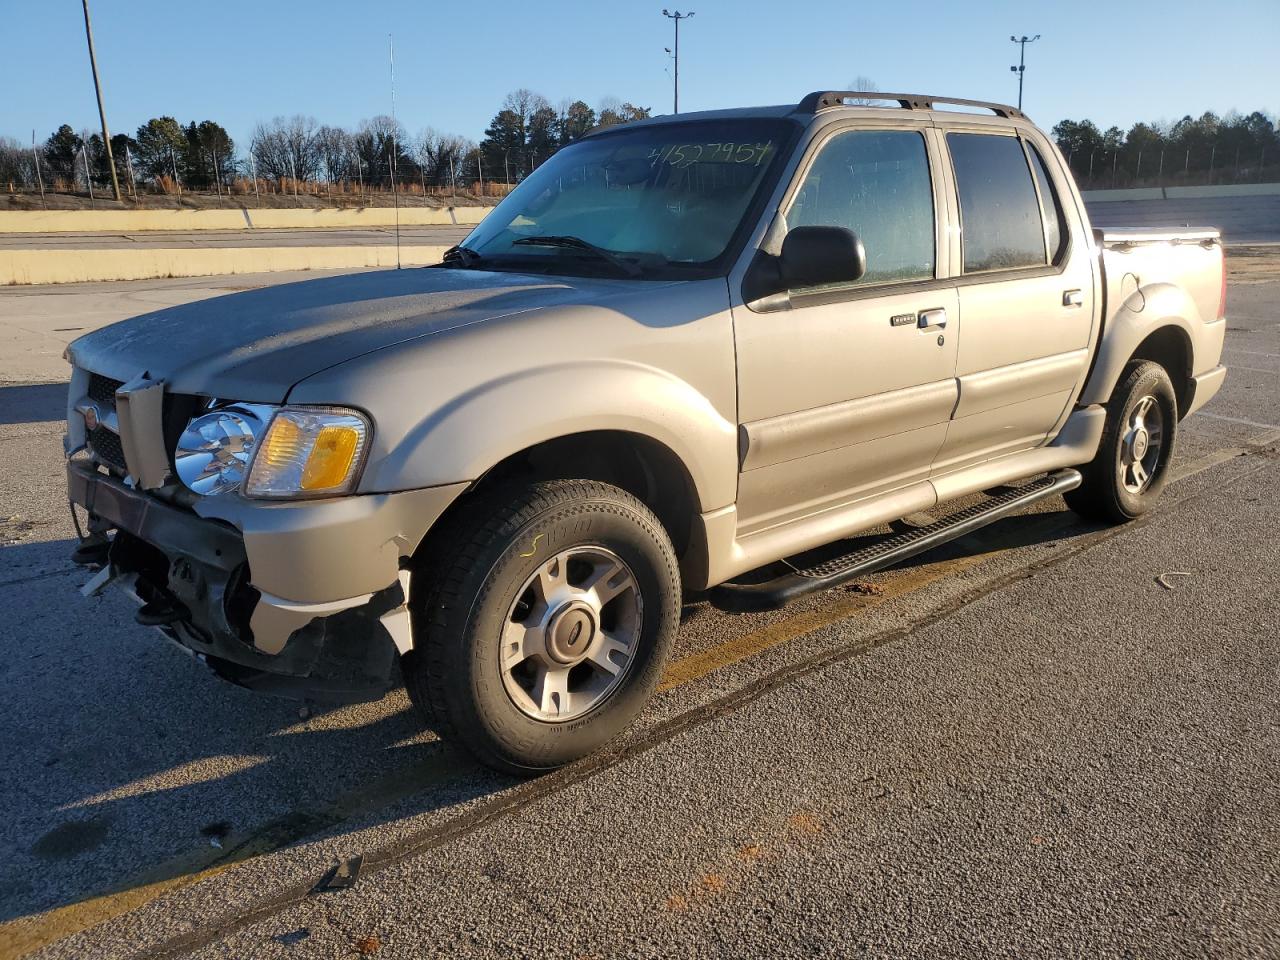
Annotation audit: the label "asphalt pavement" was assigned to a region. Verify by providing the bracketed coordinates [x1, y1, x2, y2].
[0, 267, 1276, 959]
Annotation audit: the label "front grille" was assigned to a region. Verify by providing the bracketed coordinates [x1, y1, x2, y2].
[88, 425, 128, 473]
[88, 373, 124, 404]
[81, 369, 200, 480]
[83, 372, 128, 473]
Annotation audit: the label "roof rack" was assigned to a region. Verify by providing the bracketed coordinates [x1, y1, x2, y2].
[795, 91, 1024, 120]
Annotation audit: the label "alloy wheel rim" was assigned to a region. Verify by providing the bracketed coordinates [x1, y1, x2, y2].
[1119, 395, 1164, 494]
[500, 546, 642, 723]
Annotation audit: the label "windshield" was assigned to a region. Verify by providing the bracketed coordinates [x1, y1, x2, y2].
[457, 118, 796, 279]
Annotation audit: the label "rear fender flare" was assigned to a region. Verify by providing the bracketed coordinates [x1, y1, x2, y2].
[1080, 282, 1198, 407]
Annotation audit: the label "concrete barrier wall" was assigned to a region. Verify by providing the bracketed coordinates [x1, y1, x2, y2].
[1, 244, 451, 285]
[1083, 183, 1280, 203]
[0, 206, 490, 233]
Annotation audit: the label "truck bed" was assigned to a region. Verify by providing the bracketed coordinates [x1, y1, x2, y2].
[1099, 226, 1225, 332]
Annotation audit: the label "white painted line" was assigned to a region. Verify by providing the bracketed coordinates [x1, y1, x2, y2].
[1194, 411, 1280, 430]
[1222, 348, 1280, 359]
[1228, 364, 1278, 374]
[1170, 447, 1247, 483]
[1250, 427, 1280, 445]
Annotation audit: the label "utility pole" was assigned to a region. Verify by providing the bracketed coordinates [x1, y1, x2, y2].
[81, 0, 122, 202]
[1008, 34, 1040, 111]
[388, 33, 401, 269]
[662, 9, 694, 114]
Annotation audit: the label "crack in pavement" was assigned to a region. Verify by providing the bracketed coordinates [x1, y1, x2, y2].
[136, 451, 1276, 960]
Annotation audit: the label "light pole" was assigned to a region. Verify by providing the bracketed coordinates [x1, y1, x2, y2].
[1009, 34, 1040, 111]
[662, 9, 694, 114]
[81, 0, 122, 202]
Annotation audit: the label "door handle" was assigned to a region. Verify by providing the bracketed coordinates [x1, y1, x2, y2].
[1062, 289, 1084, 308]
[917, 308, 947, 330]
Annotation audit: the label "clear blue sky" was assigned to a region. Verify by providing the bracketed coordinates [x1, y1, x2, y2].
[5, 0, 1277, 151]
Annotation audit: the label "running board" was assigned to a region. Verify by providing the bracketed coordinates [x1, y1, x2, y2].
[709, 469, 1082, 612]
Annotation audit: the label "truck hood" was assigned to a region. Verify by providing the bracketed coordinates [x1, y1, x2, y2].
[67, 268, 652, 402]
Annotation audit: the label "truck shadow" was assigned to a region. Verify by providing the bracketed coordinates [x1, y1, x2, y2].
[0, 537, 513, 928]
[1, 507, 1098, 929]
[0, 381, 67, 425]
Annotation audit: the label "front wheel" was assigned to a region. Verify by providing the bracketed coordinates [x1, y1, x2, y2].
[403, 479, 680, 775]
[1065, 360, 1179, 523]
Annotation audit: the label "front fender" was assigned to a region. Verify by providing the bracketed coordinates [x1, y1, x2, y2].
[364, 360, 737, 512]
[1079, 281, 1199, 406]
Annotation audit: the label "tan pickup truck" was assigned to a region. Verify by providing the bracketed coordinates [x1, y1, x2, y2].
[65, 91, 1227, 772]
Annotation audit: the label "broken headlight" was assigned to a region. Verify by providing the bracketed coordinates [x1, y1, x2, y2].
[174, 404, 274, 496]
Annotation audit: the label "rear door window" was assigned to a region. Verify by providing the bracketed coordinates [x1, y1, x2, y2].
[947, 132, 1046, 273]
[787, 129, 935, 288]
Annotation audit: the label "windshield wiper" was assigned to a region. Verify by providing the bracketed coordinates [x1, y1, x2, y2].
[441, 244, 486, 268]
[511, 235, 642, 278]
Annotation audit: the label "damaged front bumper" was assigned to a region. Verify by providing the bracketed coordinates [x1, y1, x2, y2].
[67, 459, 466, 702]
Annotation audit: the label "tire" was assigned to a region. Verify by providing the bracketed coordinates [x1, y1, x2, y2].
[403, 479, 680, 775]
[1065, 360, 1178, 523]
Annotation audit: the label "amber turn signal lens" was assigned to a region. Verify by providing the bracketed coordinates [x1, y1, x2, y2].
[301, 425, 360, 490]
[245, 407, 370, 498]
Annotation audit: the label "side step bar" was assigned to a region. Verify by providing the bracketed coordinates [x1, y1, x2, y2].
[709, 469, 1082, 612]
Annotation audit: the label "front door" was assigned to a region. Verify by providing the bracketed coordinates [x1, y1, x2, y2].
[732, 124, 958, 536]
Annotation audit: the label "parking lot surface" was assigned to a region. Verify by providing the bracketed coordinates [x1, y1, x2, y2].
[1086, 195, 1280, 244]
[0, 261, 1276, 958]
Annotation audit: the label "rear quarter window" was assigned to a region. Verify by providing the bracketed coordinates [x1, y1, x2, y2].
[947, 132, 1046, 273]
[1027, 143, 1068, 264]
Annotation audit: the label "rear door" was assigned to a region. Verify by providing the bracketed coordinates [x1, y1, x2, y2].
[732, 123, 958, 535]
[931, 128, 1095, 474]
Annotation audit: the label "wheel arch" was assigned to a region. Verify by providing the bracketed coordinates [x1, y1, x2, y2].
[1129, 326, 1193, 417]
[411, 429, 712, 589]
[1079, 282, 1198, 416]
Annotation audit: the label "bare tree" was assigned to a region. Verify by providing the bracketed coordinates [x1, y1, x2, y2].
[250, 115, 320, 182]
[354, 115, 411, 189]
[315, 125, 354, 182]
[0, 136, 38, 188]
[844, 76, 887, 106]
[417, 128, 475, 187]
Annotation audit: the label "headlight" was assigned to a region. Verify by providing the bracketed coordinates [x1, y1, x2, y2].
[245, 407, 371, 498]
[174, 404, 273, 496]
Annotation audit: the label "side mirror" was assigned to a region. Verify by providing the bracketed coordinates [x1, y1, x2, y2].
[778, 226, 867, 289]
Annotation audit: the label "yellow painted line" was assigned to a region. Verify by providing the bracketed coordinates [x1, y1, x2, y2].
[657, 552, 991, 694]
[7, 439, 1261, 957]
[1, 851, 236, 960]
[0, 753, 464, 960]
[0, 518, 1069, 958]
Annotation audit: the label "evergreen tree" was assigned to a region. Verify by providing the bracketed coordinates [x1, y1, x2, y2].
[134, 117, 187, 184]
[42, 124, 83, 183]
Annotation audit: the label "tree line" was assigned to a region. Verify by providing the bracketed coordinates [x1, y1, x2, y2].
[1053, 109, 1278, 188]
[0, 89, 651, 197]
[5, 99, 1277, 197]
[0, 117, 235, 194]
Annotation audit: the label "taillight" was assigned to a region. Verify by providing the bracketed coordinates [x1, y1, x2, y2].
[1218, 250, 1227, 320]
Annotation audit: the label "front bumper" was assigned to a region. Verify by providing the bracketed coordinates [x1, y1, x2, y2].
[67, 460, 466, 701]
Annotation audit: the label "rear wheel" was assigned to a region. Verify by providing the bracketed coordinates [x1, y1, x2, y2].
[1065, 360, 1178, 523]
[403, 479, 680, 775]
